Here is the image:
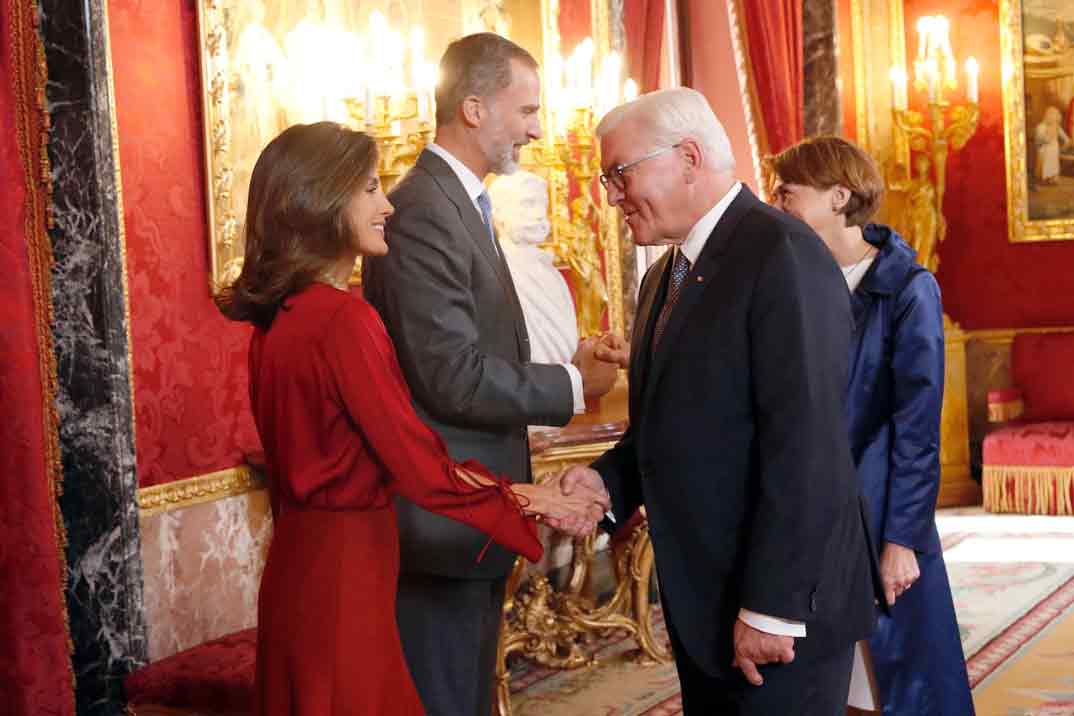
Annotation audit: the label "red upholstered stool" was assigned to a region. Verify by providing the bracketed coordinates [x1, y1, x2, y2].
[124, 628, 256, 715]
[983, 421, 1074, 515]
[982, 332, 1074, 515]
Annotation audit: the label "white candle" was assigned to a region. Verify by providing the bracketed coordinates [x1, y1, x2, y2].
[889, 66, 908, 111]
[925, 59, 939, 102]
[965, 57, 979, 103]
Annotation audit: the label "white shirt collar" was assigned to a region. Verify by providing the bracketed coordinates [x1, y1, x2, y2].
[427, 142, 486, 210]
[678, 182, 743, 265]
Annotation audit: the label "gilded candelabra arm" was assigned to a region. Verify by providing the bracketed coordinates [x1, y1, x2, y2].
[943, 103, 980, 151]
[892, 108, 936, 153]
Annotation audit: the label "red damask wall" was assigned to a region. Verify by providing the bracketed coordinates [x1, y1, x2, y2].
[109, 1, 260, 486]
[1, 1, 76, 710]
[904, 0, 1074, 329]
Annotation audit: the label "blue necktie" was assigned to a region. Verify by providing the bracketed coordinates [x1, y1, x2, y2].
[652, 248, 691, 352]
[476, 191, 501, 258]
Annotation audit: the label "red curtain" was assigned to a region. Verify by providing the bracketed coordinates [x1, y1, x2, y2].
[558, 1, 591, 56]
[738, 0, 804, 154]
[624, 0, 665, 93]
[0, 1, 76, 714]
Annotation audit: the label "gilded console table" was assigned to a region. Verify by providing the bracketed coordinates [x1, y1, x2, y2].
[494, 408, 671, 716]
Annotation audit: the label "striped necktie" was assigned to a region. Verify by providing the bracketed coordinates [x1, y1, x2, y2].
[651, 248, 691, 351]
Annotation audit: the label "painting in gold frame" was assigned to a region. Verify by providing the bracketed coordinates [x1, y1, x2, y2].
[196, 0, 547, 292]
[196, 0, 630, 341]
[1001, 0, 1074, 242]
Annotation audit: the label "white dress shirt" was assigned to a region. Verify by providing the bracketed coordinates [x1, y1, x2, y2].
[676, 181, 807, 639]
[425, 143, 585, 414]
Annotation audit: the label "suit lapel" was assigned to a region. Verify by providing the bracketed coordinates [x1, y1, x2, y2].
[630, 251, 672, 412]
[417, 150, 528, 356]
[644, 187, 758, 406]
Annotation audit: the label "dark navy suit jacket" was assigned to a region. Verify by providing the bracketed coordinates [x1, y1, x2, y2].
[593, 186, 878, 677]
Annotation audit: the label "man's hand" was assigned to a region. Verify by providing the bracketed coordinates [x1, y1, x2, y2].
[880, 541, 920, 606]
[557, 466, 611, 525]
[593, 332, 630, 369]
[573, 337, 618, 399]
[512, 482, 600, 537]
[732, 618, 795, 686]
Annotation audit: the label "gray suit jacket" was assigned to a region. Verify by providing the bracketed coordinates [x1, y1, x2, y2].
[363, 149, 574, 579]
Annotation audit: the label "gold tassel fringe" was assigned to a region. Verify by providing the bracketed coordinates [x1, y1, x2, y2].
[983, 465, 1074, 515]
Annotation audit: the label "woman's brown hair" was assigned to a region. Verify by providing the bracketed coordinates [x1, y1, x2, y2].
[763, 136, 885, 227]
[214, 122, 377, 330]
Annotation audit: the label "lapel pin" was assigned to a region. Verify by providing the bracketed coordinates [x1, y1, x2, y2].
[696, 275, 704, 282]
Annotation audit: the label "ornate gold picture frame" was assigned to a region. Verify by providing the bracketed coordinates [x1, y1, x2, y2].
[195, 0, 628, 340]
[1000, 0, 1074, 242]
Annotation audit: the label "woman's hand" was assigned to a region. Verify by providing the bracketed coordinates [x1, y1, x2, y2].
[880, 541, 920, 606]
[512, 483, 603, 538]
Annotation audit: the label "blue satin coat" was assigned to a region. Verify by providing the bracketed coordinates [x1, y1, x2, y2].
[847, 225, 974, 716]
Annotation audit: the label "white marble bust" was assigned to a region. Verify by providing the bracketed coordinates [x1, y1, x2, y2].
[488, 171, 579, 365]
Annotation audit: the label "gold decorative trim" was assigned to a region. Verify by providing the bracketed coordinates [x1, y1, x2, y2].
[196, 0, 237, 293]
[850, 0, 868, 150]
[1000, 0, 1074, 243]
[592, 0, 625, 337]
[137, 466, 264, 516]
[886, 0, 910, 188]
[532, 439, 618, 475]
[984, 465, 1074, 515]
[725, 0, 767, 195]
[965, 325, 1074, 345]
[988, 399, 1024, 423]
[11, 0, 76, 697]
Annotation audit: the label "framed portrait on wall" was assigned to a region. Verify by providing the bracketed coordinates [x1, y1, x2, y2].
[1000, 0, 1074, 242]
[195, 0, 546, 292]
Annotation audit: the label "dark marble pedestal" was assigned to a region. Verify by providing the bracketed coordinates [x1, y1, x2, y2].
[41, 0, 147, 712]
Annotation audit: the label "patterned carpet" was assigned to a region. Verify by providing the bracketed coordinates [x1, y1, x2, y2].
[508, 512, 1074, 716]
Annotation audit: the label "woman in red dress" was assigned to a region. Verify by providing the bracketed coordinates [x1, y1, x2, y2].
[215, 122, 602, 715]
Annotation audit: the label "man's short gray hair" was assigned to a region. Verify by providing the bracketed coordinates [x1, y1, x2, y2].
[595, 87, 735, 172]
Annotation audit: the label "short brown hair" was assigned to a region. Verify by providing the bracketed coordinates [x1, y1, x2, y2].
[214, 122, 377, 330]
[763, 136, 884, 227]
[435, 32, 538, 126]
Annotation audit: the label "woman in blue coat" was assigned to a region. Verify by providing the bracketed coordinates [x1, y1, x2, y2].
[765, 136, 974, 716]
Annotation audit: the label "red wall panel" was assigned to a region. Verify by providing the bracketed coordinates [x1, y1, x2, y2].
[904, 0, 1074, 329]
[109, 1, 260, 486]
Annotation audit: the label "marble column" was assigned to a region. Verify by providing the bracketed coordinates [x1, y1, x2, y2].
[804, 0, 842, 137]
[40, 0, 147, 713]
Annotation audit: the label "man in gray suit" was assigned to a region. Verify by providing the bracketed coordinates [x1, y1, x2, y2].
[362, 33, 616, 716]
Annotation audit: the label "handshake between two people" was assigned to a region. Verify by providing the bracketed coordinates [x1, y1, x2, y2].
[572, 333, 631, 399]
[511, 466, 613, 539]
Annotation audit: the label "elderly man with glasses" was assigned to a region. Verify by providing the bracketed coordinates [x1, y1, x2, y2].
[561, 87, 883, 715]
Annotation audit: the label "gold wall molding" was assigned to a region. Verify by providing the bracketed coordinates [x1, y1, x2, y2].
[137, 466, 264, 517]
[532, 440, 619, 475]
[134, 438, 623, 517]
[965, 325, 1074, 345]
[846, 0, 910, 223]
[725, 0, 767, 195]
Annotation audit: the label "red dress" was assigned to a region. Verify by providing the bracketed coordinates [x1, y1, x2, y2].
[248, 284, 542, 715]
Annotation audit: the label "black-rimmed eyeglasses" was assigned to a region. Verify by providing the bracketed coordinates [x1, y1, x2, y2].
[599, 143, 682, 191]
